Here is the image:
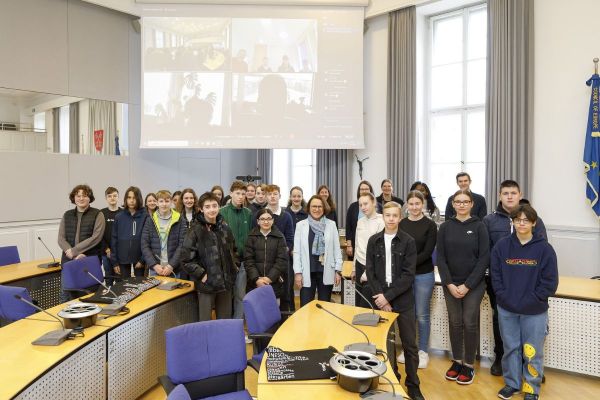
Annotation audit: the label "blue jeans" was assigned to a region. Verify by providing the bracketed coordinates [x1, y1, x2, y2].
[414, 271, 435, 352]
[299, 272, 333, 307]
[101, 254, 114, 285]
[498, 306, 548, 395]
[232, 264, 247, 319]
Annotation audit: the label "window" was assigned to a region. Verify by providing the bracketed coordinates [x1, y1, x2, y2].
[272, 149, 316, 207]
[33, 112, 46, 133]
[425, 4, 487, 212]
[59, 105, 70, 154]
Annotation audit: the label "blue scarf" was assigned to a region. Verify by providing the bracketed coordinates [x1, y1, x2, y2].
[308, 215, 326, 256]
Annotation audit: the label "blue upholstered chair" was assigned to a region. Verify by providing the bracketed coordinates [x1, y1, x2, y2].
[0, 285, 36, 325]
[0, 245, 20, 266]
[159, 319, 252, 400]
[167, 385, 192, 400]
[61, 256, 103, 299]
[243, 285, 291, 372]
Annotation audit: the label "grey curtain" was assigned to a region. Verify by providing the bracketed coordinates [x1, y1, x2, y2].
[316, 149, 350, 228]
[52, 107, 60, 153]
[257, 149, 272, 183]
[485, 0, 534, 208]
[69, 102, 79, 154]
[89, 99, 117, 155]
[387, 6, 416, 199]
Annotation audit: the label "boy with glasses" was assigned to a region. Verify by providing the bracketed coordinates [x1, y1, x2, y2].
[483, 180, 548, 376]
[491, 204, 557, 400]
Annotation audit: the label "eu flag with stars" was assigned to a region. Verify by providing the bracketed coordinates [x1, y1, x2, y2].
[584, 73, 600, 217]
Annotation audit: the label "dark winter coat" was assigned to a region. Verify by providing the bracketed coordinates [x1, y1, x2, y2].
[244, 227, 289, 297]
[180, 213, 239, 294]
[140, 210, 186, 272]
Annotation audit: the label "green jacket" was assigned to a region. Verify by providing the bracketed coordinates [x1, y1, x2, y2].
[219, 204, 252, 257]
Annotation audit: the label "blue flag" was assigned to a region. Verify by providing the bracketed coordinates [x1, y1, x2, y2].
[584, 74, 600, 217]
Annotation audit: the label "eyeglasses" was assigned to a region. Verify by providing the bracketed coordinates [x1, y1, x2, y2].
[258, 217, 273, 222]
[453, 200, 471, 206]
[310, 205, 323, 209]
[513, 218, 531, 225]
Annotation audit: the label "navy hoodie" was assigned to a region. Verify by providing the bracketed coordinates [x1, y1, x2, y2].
[436, 216, 489, 289]
[491, 232, 558, 315]
[110, 208, 147, 265]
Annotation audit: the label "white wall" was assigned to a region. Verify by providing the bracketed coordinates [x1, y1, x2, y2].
[531, 0, 600, 277]
[0, 96, 21, 123]
[532, 0, 599, 229]
[351, 13, 389, 195]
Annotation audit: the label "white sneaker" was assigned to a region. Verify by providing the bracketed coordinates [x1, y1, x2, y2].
[397, 352, 405, 363]
[245, 335, 253, 344]
[418, 350, 429, 369]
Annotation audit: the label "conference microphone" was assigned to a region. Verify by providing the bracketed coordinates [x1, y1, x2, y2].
[328, 346, 404, 400]
[315, 303, 376, 354]
[351, 279, 384, 327]
[83, 268, 125, 315]
[14, 295, 73, 346]
[37, 236, 60, 269]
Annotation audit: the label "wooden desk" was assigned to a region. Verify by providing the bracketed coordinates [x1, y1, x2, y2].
[0, 277, 198, 400]
[0, 258, 62, 309]
[257, 300, 406, 399]
[555, 276, 600, 302]
[0, 258, 59, 284]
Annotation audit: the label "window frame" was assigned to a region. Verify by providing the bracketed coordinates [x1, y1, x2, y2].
[424, 2, 487, 213]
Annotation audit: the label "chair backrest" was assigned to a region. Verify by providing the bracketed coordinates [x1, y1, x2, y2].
[0, 285, 36, 321]
[0, 246, 20, 266]
[243, 285, 281, 334]
[165, 319, 247, 384]
[167, 384, 191, 400]
[62, 256, 103, 290]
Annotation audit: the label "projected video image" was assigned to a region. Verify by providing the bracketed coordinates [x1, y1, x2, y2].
[231, 19, 317, 74]
[144, 18, 231, 71]
[232, 73, 316, 137]
[144, 72, 226, 129]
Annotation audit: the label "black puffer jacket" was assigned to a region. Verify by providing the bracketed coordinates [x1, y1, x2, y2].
[180, 213, 239, 294]
[244, 227, 289, 297]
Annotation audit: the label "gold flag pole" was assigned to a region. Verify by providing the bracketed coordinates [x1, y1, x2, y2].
[594, 58, 599, 75]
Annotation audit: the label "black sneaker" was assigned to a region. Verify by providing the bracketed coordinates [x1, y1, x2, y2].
[491, 357, 503, 376]
[445, 361, 462, 381]
[456, 365, 475, 385]
[407, 386, 425, 400]
[497, 385, 520, 399]
[524, 394, 539, 400]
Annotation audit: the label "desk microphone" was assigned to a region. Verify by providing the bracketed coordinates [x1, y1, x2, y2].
[14, 295, 73, 346]
[83, 268, 125, 315]
[328, 346, 403, 399]
[350, 279, 384, 326]
[315, 303, 376, 354]
[37, 236, 60, 269]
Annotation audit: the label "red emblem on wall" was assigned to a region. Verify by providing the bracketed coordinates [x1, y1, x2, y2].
[94, 129, 104, 152]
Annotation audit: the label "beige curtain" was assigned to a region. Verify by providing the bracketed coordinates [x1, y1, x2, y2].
[316, 149, 350, 227]
[89, 99, 116, 155]
[485, 0, 534, 208]
[387, 6, 416, 199]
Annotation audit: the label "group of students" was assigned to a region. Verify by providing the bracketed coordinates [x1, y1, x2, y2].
[343, 174, 557, 400]
[56, 173, 557, 400]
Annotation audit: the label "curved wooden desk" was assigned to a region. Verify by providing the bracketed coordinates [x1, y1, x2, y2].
[0, 258, 61, 309]
[554, 276, 600, 302]
[258, 300, 407, 399]
[0, 277, 198, 400]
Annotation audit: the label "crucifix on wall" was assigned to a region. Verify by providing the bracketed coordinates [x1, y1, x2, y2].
[355, 154, 369, 180]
